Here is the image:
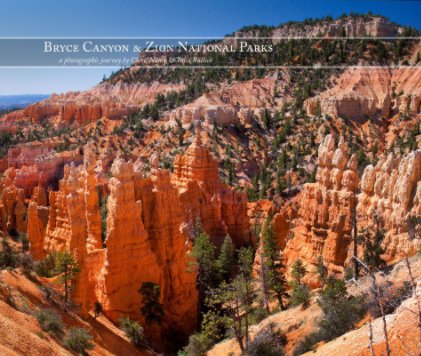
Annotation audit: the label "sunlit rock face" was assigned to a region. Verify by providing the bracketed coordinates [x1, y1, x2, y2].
[3, 141, 81, 197]
[172, 122, 250, 246]
[305, 68, 421, 121]
[283, 134, 420, 282]
[356, 149, 421, 261]
[283, 135, 359, 281]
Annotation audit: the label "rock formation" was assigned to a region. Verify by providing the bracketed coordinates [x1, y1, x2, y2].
[172, 121, 250, 246]
[3, 142, 82, 197]
[24, 133, 252, 348]
[167, 78, 280, 127]
[83, 144, 102, 251]
[0, 177, 27, 234]
[305, 68, 421, 121]
[356, 149, 421, 260]
[284, 135, 359, 279]
[270, 16, 400, 40]
[97, 157, 162, 322]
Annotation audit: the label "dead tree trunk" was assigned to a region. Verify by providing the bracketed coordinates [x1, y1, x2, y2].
[353, 256, 391, 356]
[352, 193, 359, 280]
[404, 254, 421, 351]
[369, 318, 375, 356]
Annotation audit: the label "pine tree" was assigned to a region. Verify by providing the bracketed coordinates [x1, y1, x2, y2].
[175, 118, 186, 146]
[289, 259, 311, 308]
[53, 251, 80, 309]
[317, 277, 365, 340]
[189, 231, 218, 319]
[150, 105, 159, 121]
[216, 235, 236, 282]
[316, 256, 328, 287]
[359, 215, 386, 271]
[222, 246, 255, 351]
[190, 231, 218, 290]
[139, 282, 164, 324]
[263, 109, 272, 130]
[262, 219, 288, 311]
[291, 259, 306, 286]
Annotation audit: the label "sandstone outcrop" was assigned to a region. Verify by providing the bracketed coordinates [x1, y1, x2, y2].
[167, 78, 279, 127]
[356, 149, 421, 260]
[97, 157, 162, 323]
[27, 201, 49, 259]
[172, 122, 250, 246]
[305, 68, 421, 121]
[3, 142, 82, 197]
[284, 135, 359, 279]
[227, 16, 400, 44]
[0, 178, 27, 234]
[26, 145, 103, 313]
[97, 155, 196, 339]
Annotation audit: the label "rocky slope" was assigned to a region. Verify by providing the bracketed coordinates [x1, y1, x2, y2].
[283, 135, 360, 281]
[234, 15, 402, 40]
[305, 67, 421, 121]
[0, 267, 148, 356]
[209, 256, 421, 356]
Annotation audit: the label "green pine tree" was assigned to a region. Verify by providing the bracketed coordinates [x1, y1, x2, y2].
[139, 282, 164, 324]
[262, 219, 288, 311]
[53, 251, 80, 308]
[289, 259, 311, 308]
[316, 256, 328, 287]
[216, 235, 236, 282]
[358, 215, 386, 271]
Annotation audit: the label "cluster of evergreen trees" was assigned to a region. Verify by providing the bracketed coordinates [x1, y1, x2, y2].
[180, 218, 312, 355]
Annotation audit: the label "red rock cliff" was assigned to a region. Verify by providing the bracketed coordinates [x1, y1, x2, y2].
[356, 149, 421, 261]
[284, 135, 359, 279]
[172, 122, 250, 246]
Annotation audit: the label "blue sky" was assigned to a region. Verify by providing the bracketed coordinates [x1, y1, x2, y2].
[0, 0, 420, 95]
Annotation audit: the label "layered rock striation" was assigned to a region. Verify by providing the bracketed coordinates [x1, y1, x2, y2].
[305, 68, 421, 121]
[3, 142, 81, 197]
[167, 78, 280, 127]
[283, 135, 420, 279]
[284, 135, 359, 278]
[172, 122, 250, 246]
[0, 81, 185, 128]
[0, 177, 27, 234]
[357, 149, 421, 260]
[270, 16, 400, 40]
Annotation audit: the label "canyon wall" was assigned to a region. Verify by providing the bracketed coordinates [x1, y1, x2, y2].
[283, 135, 359, 279]
[166, 78, 278, 127]
[280, 134, 420, 280]
[270, 16, 400, 40]
[172, 123, 250, 246]
[0, 178, 27, 234]
[356, 149, 421, 261]
[3, 141, 81, 197]
[305, 68, 421, 121]
[0, 81, 185, 128]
